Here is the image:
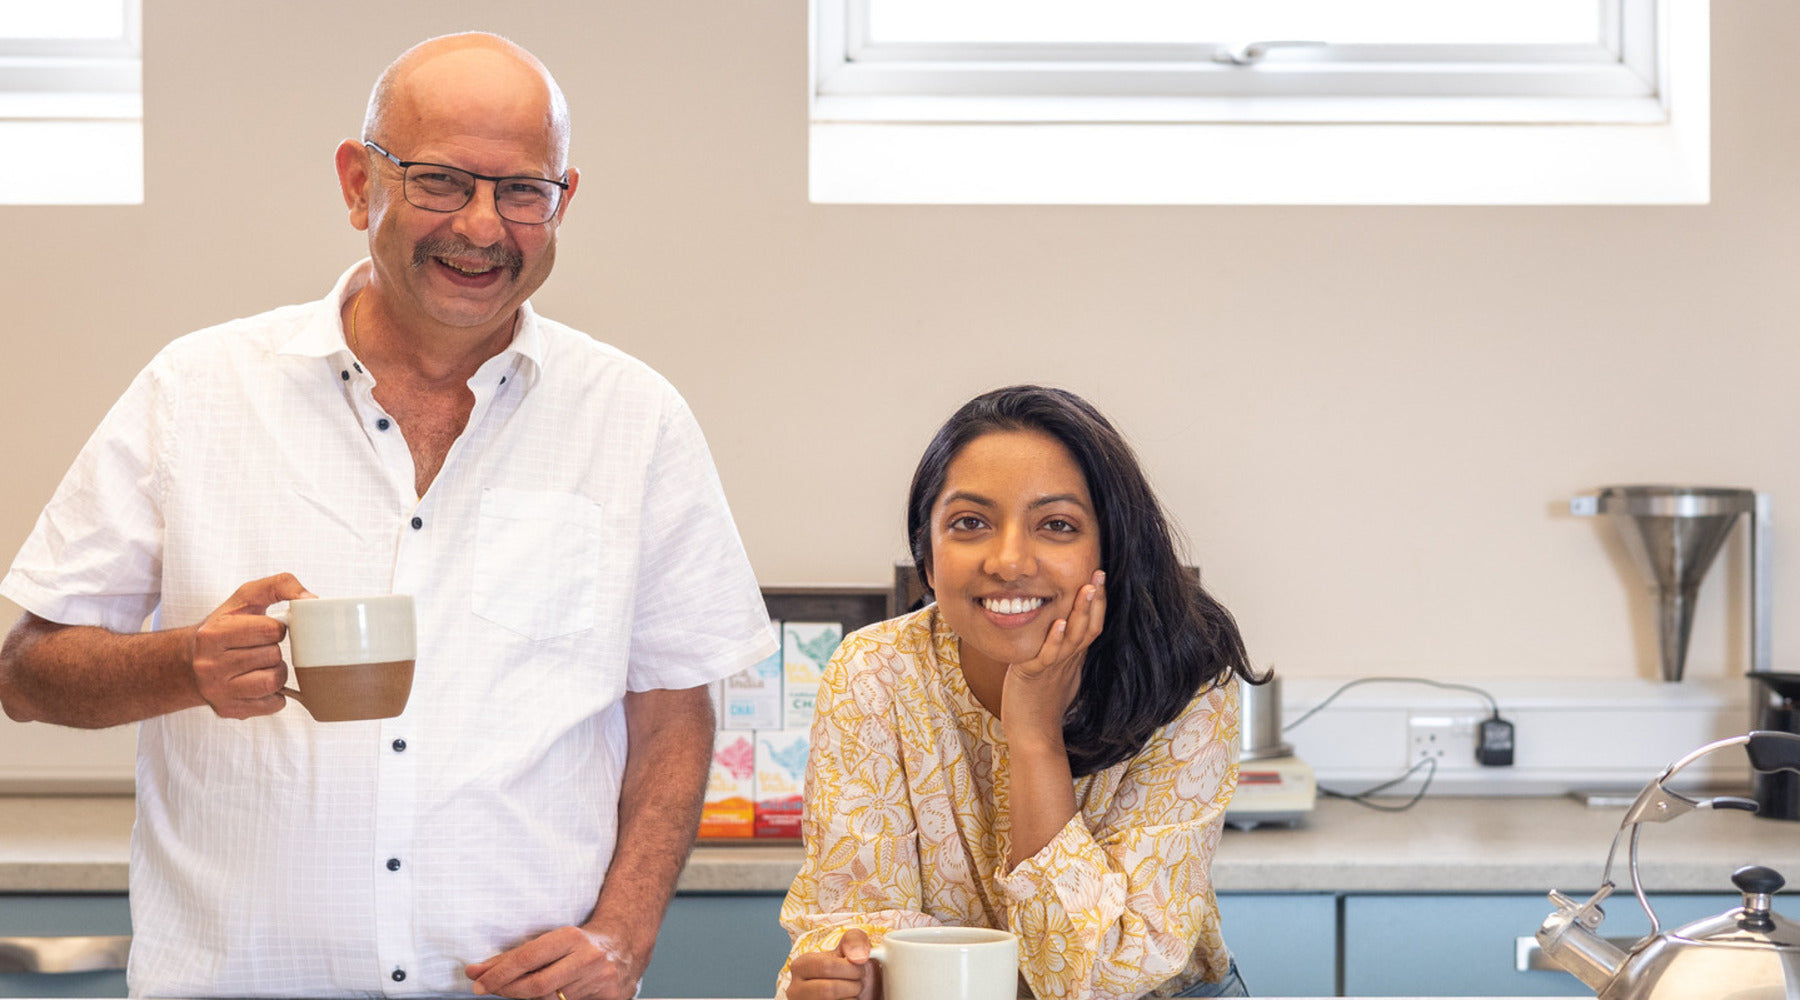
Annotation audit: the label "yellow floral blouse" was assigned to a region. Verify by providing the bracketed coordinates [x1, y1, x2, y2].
[777, 606, 1241, 1000]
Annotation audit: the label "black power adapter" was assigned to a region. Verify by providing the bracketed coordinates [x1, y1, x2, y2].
[1477, 715, 1515, 766]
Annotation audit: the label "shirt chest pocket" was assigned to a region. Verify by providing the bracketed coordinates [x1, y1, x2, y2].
[473, 487, 603, 641]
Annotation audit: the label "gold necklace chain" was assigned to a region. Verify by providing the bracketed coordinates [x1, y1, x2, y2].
[348, 289, 366, 356]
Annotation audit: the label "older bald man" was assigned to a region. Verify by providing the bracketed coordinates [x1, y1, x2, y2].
[0, 33, 773, 1000]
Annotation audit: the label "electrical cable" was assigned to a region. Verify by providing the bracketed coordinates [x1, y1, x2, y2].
[1319, 755, 1437, 812]
[1280, 675, 1509, 811]
[1281, 675, 1501, 732]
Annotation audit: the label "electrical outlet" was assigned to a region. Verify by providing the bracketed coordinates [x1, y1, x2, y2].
[1406, 714, 1482, 769]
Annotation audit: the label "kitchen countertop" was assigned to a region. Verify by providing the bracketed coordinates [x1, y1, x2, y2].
[7, 794, 1799, 896]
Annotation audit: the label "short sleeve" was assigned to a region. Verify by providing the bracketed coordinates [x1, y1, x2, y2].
[624, 391, 774, 691]
[1, 359, 169, 633]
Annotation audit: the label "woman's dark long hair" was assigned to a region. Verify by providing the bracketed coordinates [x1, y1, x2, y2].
[906, 385, 1264, 777]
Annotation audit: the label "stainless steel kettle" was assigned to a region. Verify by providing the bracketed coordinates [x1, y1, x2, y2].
[1536, 731, 1800, 1000]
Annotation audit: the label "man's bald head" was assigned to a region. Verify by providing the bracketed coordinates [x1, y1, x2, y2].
[361, 32, 571, 171]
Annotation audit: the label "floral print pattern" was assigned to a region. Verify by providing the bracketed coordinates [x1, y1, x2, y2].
[778, 607, 1241, 1000]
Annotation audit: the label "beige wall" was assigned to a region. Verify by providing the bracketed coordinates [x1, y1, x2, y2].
[3, 1, 1797, 685]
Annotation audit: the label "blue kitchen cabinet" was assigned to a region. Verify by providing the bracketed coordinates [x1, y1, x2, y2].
[0, 893, 130, 998]
[1219, 892, 1337, 997]
[637, 890, 1339, 998]
[640, 893, 790, 998]
[1341, 892, 1739, 996]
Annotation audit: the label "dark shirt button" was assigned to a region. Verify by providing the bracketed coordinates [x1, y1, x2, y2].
[353, 362, 363, 373]
[386, 857, 402, 872]
[391, 969, 406, 983]
[376, 418, 391, 431]
[410, 516, 423, 530]
[500, 376, 507, 384]
[340, 370, 350, 381]
[392, 738, 406, 752]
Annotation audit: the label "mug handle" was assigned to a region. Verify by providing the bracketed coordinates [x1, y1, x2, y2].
[264, 608, 309, 711]
[865, 942, 892, 996]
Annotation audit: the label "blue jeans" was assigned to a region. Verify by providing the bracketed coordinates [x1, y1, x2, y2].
[1172, 960, 1250, 997]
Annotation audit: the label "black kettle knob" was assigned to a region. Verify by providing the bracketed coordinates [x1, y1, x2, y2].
[1733, 865, 1786, 895]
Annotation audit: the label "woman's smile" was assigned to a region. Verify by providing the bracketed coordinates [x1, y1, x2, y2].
[979, 594, 1049, 619]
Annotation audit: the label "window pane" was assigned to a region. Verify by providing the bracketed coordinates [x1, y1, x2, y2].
[0, 0, 124, 40]
[868, 0, 1602, 46]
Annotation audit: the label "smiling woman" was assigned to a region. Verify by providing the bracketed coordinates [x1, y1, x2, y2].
[777, 385, 1268, 1000]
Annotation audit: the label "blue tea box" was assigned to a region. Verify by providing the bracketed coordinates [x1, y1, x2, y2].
[722, 623, 783, 730]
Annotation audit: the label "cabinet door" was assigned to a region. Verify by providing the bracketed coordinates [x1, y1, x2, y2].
[1342, 892, 1738, 997]
[0, 893, 131, 999]
[639, 893, 790, 998]
[1218, 893, 1337, 998]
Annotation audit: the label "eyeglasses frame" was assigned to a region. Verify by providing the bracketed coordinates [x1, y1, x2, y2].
[362, 140, 571, 225]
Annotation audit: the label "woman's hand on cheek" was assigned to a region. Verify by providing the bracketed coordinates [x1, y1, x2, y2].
[1002, 570, 1105, 750]
[787, 929, 881, 1000]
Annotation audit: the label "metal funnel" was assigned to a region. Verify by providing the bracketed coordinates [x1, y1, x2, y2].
[1591, 486, 1758, 682]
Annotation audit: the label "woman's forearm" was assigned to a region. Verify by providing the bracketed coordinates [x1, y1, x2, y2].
[1004, 739, 1078, 867]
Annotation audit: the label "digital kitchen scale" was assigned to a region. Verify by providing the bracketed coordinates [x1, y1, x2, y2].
[1223, 753, 1317, 830]
[1226, 677, 1317, 829]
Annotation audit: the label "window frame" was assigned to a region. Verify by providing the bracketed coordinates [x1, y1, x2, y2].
[816, 0, 1662, 124]
[0, 0, 140, 111]
[0, 0, 139, 58]
[0, 0, 141, 204]
[808, 0, 1709, 206]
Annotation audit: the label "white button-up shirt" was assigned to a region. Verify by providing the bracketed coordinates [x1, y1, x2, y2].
[2, 262, 776, 998]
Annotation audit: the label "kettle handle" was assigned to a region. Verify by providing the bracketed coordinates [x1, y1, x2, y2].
[1746, 730, 1800, 775]
[1606, 731, 1800, 938]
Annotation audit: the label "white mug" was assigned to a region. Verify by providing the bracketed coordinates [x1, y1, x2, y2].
[273, 595, 416, 722]
[869, 926, 1019, 1000]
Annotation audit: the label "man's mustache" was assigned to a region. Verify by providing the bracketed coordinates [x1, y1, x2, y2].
[412, 237, 524, 278]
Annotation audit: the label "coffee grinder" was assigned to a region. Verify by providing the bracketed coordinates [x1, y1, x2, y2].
[1752, 672, 1800, 819]
[1572, 485, 1799, 820]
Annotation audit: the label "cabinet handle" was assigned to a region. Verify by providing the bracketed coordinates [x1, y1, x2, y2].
[0, 935, 130, 974]
[1515, 935, 1637, 973]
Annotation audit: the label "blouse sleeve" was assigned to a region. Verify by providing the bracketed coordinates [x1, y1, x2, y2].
[775, 631, 940, 998]
[994, 680, 1241, 1000]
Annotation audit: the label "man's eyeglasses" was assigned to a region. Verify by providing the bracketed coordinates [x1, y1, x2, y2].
[364, 140, 569, 225]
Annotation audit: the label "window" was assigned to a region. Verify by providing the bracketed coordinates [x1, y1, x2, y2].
[810, 0, 1708, 205]
[0, 0, 142, 205]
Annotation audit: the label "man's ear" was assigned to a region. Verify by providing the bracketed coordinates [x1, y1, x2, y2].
[334, 139, 373, 232]
[550, 165, 579, 225]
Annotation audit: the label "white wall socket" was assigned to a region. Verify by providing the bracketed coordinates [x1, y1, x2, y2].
[1407, 714, 1482, 770]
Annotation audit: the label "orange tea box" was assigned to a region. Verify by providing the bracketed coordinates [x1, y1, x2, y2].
[700, 731, 756, 839]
